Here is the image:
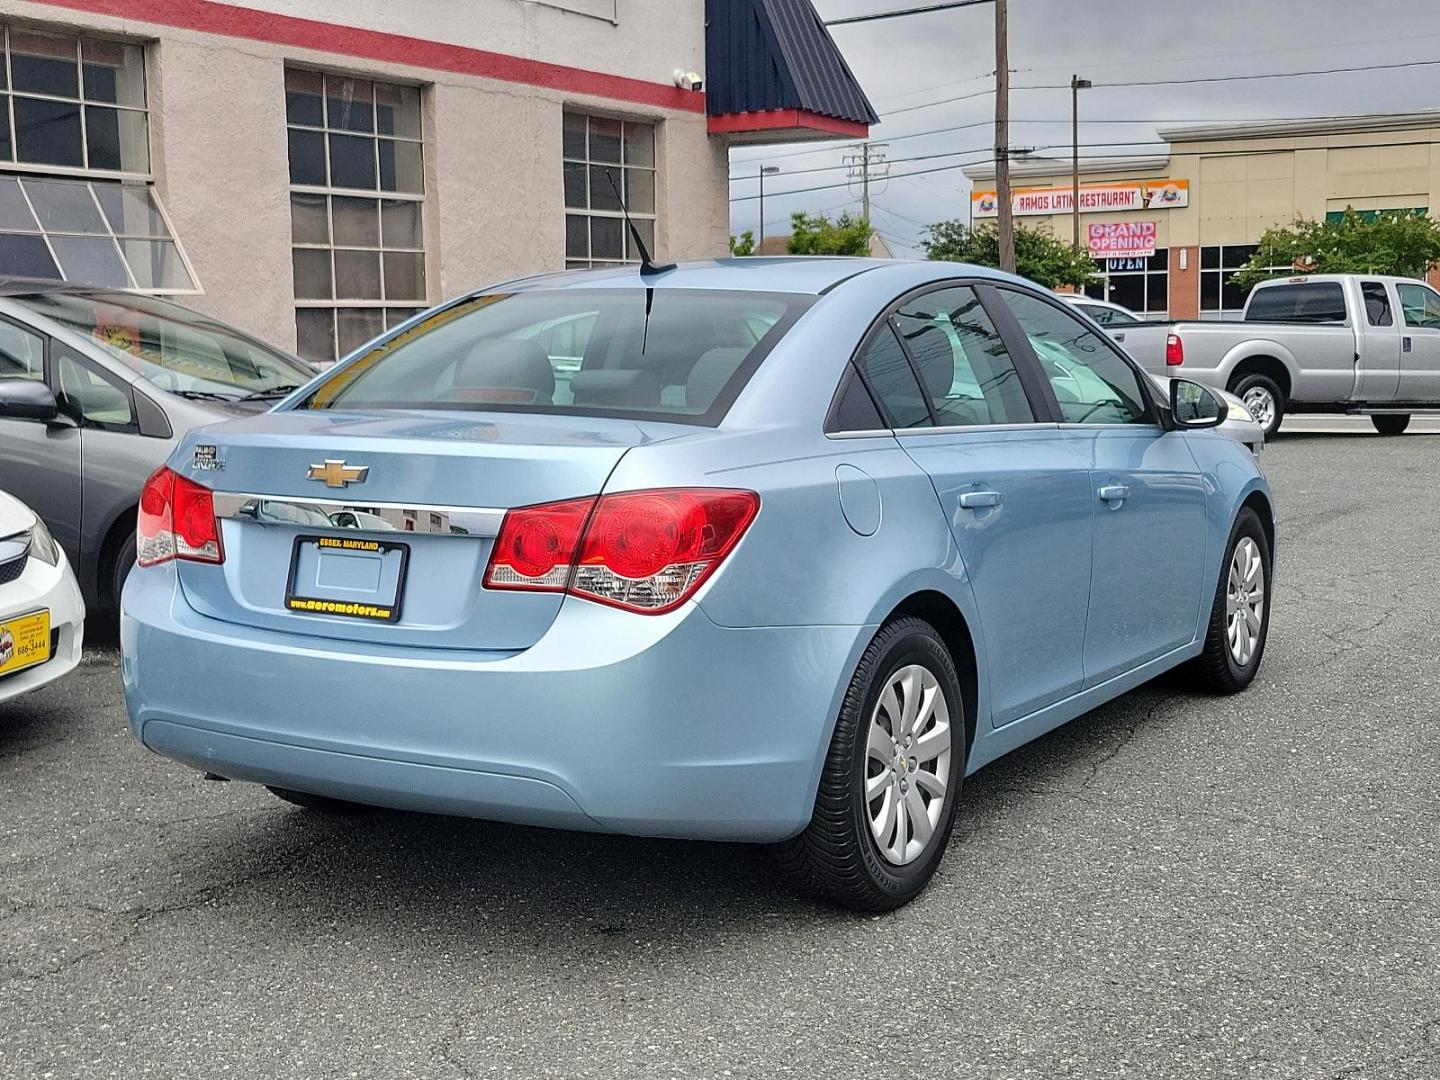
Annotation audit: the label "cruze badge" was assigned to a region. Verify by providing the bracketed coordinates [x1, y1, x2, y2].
[307, 459, 369, 488]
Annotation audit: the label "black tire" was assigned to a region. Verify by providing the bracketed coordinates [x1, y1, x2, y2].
[266, 786, 373, 813]
[112, 530, 136, 614]
[775, 617, 965, 912]
[1230, 373, 1285, 439]
[1188, 508, 1272, 694]
[1371, 414, 1411, 435]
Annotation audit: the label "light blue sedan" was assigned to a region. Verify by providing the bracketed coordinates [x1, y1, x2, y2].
[121, 259, 1274, 910]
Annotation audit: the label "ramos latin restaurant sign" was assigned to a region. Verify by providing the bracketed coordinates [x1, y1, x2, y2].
[971, 178, 1188, 218]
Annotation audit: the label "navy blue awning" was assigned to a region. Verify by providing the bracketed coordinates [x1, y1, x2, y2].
[706, 0, 878, 143]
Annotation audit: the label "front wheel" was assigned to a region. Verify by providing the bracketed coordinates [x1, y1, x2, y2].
[775, 618, 964, 911]
[1231, 374, 1285, 439]
[1188, 508, 1272, 694]
[1371, 413, 1411, 435]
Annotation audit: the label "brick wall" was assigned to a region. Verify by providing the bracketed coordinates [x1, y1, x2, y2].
[1169, 246, 1200, 320]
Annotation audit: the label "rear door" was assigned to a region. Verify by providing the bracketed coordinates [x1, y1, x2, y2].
[993, 288, 1209, 685]
[859, 282, 1094, 727]
[0, 317, 82, 563]
[1355, 281, 1401, 401]
[1394, 281, 1440, 400]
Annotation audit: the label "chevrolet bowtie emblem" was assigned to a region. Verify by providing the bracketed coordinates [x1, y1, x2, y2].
[307, 459, 369, 488]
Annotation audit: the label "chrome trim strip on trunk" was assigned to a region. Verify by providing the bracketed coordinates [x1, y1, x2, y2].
[210, 493, 506, 538]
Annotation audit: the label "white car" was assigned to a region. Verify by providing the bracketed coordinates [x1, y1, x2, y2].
[0, 490, 84, 704]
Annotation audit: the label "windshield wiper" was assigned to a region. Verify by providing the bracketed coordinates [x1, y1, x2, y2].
[169, 389, 243, 402]
[239, 384, 303, 402]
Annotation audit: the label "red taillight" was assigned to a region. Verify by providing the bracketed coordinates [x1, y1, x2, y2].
[484, 488, 759, 614]
[136, 466, 223, 567]
[1165, 332, 1184, 366]
[482, 496, 594, 590]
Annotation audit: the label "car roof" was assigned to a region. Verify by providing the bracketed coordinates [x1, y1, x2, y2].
[491, 257, 1013, 297]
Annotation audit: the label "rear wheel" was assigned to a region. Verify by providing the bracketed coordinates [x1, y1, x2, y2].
[266, 787, 373, 813]
[776, 618, 964, 911]
[1371, 413, 1411, 435]
[1188, 508, 1271, 694]
[1231, 373, 1285, 439]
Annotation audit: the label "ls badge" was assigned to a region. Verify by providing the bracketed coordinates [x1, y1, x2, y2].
[192, 445, 225, 471]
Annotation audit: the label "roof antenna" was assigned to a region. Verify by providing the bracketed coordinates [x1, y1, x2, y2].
[604, 169, 674, 275]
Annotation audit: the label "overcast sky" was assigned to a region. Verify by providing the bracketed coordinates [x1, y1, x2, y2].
[728, 0, 1440, 254]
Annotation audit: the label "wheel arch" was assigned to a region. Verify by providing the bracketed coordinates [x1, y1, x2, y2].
[881, 590, 979, 762]
[1224, 351, 1294, 401]
[1239, 487, 1276, 556]
[95, 503, 137, 609]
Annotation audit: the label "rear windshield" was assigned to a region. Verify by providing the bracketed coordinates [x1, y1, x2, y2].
[298, 288, 811, 424]
[1245, 282, 1347, 324]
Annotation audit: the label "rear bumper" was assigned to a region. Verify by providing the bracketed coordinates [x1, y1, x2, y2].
[121, 566, 868, 842]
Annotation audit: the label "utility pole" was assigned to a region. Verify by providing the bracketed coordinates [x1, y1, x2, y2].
[1070, 75, 1091, 249]
[994, 0, 1014, 273]
[845, 142, 889, 222]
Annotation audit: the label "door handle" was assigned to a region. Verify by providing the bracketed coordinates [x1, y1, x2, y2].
[1098, 484, 1131, 504]
[1113, 332, 1126, 343]
[959, 490, 1002, 509]
[1403, 336, 1413, 353]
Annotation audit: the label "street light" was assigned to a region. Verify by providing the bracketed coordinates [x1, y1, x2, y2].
[758, 165, 781, 250]
[1071, 75, 1091, 249]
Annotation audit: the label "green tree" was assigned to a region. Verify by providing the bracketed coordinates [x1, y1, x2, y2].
[786, 211, 872, 256]
[920, 220, 1096, 289]
[1231, 208, 1440, 289]
[729, 230, 756, 256]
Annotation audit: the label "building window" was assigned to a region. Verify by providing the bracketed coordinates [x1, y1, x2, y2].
[1083, 249, 1167, 319]
[1199, 245, 1289, 320]
[285, 68, 428, 364]
[0, 25, 198, 292]
[563, 112, 656, 269]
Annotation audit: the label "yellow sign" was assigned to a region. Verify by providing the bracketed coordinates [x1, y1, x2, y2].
[316, 537, 382, 553]
[0, 609, 51, 676]
[285, 597, 394, 621]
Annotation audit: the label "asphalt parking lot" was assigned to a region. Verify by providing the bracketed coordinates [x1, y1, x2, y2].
[2, 429, 1437, 1080]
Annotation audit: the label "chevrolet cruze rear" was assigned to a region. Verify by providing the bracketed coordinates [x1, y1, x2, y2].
[123, 259, 1274, 910]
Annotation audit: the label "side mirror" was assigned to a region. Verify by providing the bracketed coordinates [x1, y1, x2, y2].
[1170, 379, 1227, 429]
[0, 379, 62, 424]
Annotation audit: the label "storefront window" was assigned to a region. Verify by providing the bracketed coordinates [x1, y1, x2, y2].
[286, 67, 428, 364]
[0, 24, 198, 293]
[1083, 249, 1167, 320]
[1199, 245, 1289, 320]
[563, 112, 657, 269]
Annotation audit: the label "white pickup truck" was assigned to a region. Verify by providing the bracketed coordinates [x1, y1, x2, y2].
[1118, 273, 1440, 436]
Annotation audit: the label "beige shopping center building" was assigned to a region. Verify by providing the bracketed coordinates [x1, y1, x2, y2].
[0, 0, 874, 363]
[966, 112, 1440, 321]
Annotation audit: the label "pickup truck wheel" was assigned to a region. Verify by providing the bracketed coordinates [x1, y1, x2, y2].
[1231, 374, 1284, 438]
[1371, 414, 1410, 435]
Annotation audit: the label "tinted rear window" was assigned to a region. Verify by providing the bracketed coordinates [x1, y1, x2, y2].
[299, 289, 811, 424]
[1245, 282, 1347, 323]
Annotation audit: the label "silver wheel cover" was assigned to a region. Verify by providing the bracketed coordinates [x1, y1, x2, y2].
[864, 664, 953, 866]
[1242, 386, 1276, 428]
[1226, 536, 1266, 666]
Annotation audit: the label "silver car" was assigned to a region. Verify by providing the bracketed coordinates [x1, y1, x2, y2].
[0, 281, 314, 612]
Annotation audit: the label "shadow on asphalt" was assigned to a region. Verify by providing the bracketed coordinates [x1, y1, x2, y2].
[119, 675, 1193, 927]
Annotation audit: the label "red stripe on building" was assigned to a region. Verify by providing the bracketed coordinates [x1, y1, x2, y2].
[707, 109, 868, 138]
[28, 0, 706, 113]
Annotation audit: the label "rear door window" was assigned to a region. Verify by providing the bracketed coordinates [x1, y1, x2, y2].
[893, 286, 1035, 426]
[1361, 282, 1393, 326]
[857, 322, 931, 429]
[302, 289, 811, 425]
[1245, 282, 1347, 323]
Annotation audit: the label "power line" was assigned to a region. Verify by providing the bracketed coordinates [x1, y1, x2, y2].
[824, 0, 994, 26]
[1017, 55, 1440, 91]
